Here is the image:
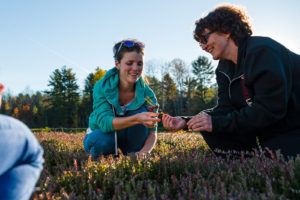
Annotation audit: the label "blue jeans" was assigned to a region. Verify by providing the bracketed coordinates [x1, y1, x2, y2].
[0, 115, 44, 200]
[84, 106, 149, 157]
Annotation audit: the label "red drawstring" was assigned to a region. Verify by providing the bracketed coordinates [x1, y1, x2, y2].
[241, 76, 250, 100]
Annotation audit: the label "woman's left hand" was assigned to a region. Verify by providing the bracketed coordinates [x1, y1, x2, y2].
[187, 112, 212, 132]
[135, 151, 147, 159]
[136, 112, 160, 128]
[0, 84, 4, 94]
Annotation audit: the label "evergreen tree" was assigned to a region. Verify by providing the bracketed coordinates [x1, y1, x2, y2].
[161, 73, 177, 115]
[184, 71, 197, 116]
[192, 56, 215, 105]
[45, 66, 80, 127]
[31, 91, 48, 127]
[144, 75, 161, 100]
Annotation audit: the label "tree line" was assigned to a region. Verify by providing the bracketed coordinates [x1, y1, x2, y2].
[0, 56, 217, 128]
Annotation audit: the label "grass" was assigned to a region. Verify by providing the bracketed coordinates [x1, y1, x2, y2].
[31, 131, 300, 200]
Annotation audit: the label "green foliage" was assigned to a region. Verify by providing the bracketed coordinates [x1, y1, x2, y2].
[32, 132, 300, 199]
[192, 56, 214, 88]
[45, 66, 80, 127]
[192, 56, 215, 105]
[161, 73, 178, 115]
[80, 67, 107, 128]
[83, 67, 106, 101]
[31, 127, 86, 133]
[42, 126, 51, 133]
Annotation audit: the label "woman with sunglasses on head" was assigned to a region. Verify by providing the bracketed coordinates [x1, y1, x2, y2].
[84, 39, 160, 158]
[163, 4, 300, 157]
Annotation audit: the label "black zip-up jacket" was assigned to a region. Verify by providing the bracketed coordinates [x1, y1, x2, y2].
[204, 36, 300, 138]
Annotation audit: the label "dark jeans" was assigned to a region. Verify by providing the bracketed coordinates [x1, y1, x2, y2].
[201, 129, 300, 158]
[84, 106, 149, 158]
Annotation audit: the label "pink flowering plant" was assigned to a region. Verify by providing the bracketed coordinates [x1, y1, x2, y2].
[31, 131, 300, 199]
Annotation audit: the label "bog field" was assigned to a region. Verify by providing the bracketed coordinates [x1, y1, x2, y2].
[31, 132, 300, 200]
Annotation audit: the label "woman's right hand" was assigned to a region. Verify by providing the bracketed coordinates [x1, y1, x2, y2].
[162, 114, 186, 132]
[136, 112, 160, 128]
[0, 84, 4, 106]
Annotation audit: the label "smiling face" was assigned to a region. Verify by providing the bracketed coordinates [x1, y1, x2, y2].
[200, 28, 231, 60]
[115, 51, 143, 87]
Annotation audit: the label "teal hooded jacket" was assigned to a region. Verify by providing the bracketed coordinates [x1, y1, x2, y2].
[88, 67, 158, 133]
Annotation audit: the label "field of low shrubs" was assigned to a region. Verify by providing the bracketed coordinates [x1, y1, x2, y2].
[31, 132, 300, 199]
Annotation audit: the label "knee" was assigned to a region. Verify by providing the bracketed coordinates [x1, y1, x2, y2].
[21, 133, 45, 172]
[93, 139, 114, 156]
[31, 145, 44, 171]
[83, 130, 115, 157]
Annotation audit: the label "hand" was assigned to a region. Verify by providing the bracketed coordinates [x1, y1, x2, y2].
[136, 112, 160, 128]
[0, 84, 4, 95]
[135, 151, 147, 159]
[162, 114, 186, 132]
[187, 112, 212, 132]
[0, 84, 4, 106]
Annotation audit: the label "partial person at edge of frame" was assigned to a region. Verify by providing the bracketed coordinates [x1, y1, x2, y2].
[162, 4, 300, 158]
[83, 38, 160, 158]
[0, 83, 44, 200]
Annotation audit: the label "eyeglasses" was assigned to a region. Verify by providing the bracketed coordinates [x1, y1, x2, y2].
[115, 40, 144, 58]
[198, 31, 213, 45]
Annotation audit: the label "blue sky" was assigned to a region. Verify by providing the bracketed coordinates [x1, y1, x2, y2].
[1, 0, 300, 95]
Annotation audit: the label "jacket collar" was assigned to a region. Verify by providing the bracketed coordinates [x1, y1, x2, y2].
[218, 37, 250, 79]
[236, 37, 250, 70]
[101, 67, 146, 114]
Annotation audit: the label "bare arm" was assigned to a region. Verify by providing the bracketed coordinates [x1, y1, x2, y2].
[0, 84, 4, 106]
[139, 131, 157, 153]
[112, 112, 160, 131]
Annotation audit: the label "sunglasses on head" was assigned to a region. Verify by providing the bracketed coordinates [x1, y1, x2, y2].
[198, 31, 213, 45]
[115, 40, 144, 57]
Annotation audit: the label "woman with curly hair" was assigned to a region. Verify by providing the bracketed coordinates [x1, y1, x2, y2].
[163, 4, 300, 157]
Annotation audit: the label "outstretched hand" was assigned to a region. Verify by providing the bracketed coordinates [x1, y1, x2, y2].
[0, 84, 4, 95]
[162, 114, 186, 132]
[137, 112, 160, 128]
[0, 84, 4, 106]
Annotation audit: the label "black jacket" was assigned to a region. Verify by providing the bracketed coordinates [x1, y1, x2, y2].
[205, 36, 300, 138]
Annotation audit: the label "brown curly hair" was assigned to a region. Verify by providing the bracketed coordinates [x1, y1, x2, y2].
[194, 4, 252, 45]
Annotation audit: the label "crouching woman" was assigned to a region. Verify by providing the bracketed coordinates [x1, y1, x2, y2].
[84, 39, 160, 158]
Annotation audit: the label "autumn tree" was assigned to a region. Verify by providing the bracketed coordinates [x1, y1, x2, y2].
[83, 67, 106, 105]
[79, 67, 106, 127]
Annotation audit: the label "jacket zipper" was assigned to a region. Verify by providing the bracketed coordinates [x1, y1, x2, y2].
[219, 71, 244, 100]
